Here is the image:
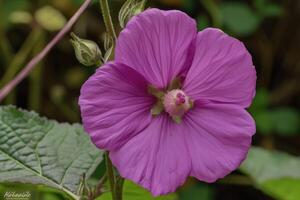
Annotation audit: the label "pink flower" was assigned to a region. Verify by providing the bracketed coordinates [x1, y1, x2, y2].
[79, 9, 256, 196]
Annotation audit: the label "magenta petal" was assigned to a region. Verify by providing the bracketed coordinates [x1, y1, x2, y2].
[110, 114, 191, 196]
[184, 102, 255, 182]
[115, 8, 197, 88]
[183, 28, 256, 108]
[79, 62, 154, 150]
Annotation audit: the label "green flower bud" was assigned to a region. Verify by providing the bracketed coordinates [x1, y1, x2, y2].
[119, 0, 147, 28]
[70, 33, 102, 67]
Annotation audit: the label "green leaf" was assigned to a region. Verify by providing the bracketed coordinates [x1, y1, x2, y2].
[0, 106, 103, 200]
[261, 178, 300, 200]
[263, 3, 282, 17]
[97, 180, 178, 200]
[0, 0, 30, 27]
[220, 2, 260, 36]
[254, 108, 299, 135]
[249, 88, 270, 112]
[0, 183, 66, 200]
[240, 147, 300, 200]
[35, 6, 67, 32]
[253, 0, 267, 11]
[254, 111, 273, 134]
[253, 0, 281, 18]
[9, 11, 32, 24]
[271, 108, 299, 135]
[197, 15, 210, 30]
[179, 183, 214, 200]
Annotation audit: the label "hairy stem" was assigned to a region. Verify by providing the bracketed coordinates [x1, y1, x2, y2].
[100, 0, 117, 41]
[105, 152, 116, 200]
[0, 0, 93, 103]
[115, 176, 125, 200]
[100, 1, 122, 199]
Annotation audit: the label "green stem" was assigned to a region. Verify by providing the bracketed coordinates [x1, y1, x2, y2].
[105, 152, 117, 200]
[28, 32, 46, 112]
[115, 176, 125, 200]
[29, 31, 46, 111]
[99, 0, 117, 41]
[99, 1, 122, 198]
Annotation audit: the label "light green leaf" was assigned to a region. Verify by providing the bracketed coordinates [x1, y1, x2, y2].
[0, 0, 30, 27]
[35, 6, 67, 31]
[9, 11, 32, 24]
[220, 2, 260, 36]
[97, 180, 178, 200]
[262, 178, 300, 200]
[0, 106, 103, 200]
[240, 147, 300, 200]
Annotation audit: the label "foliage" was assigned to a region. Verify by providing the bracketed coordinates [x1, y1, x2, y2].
[97, 181, 177, 200]
[0, 106, 103, 199]
[240, 147, 300, 200]
[0, 0, 299, 200]
[250, 89, 300, 136]
[220, 2, 260, 36]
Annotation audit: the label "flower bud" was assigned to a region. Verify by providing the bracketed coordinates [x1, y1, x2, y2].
[119, 0, 147, 28]
[70, 33, 102, 67]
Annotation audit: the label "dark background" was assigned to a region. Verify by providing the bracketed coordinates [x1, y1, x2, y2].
[0, 0, 299, 199]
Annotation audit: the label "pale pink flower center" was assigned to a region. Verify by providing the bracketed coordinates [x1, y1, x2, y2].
[163, 89, 192, 117]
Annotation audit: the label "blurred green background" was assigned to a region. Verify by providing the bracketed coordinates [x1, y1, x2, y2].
[0, 0, 299, 199]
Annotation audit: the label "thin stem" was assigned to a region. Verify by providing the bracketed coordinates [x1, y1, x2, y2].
[115, 176, 125, 200]
[105, 152, 116, 200]
[99, 2, 122, 198]
[100, 0, 117, 41]
[0, 0, 93, 103]
[29, 30, 46, 111]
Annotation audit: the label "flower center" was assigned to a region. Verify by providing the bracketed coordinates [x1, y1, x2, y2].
[148, 84, 193, 123]
[163, 89, 191, 118]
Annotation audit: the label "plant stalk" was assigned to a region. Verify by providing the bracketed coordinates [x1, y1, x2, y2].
[105, 152, 117, 200]
[29, 30, 46, 111]
[100, 1, 122, 199]
[100, 0, 117, 41]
